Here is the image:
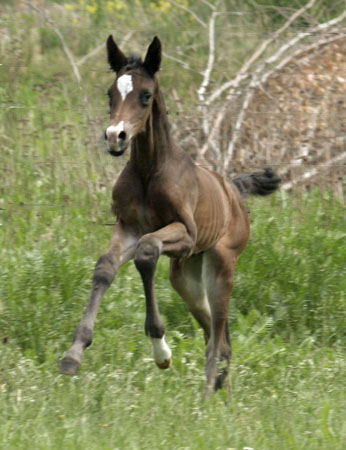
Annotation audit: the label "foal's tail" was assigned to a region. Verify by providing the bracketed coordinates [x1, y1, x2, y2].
[232, 168, 281, 197]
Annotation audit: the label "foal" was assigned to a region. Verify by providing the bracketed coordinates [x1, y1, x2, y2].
[61, 36, 280, 393]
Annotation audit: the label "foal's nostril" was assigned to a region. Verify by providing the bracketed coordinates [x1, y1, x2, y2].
[118, 131, 126, 141]
[104, 130, 108, 140]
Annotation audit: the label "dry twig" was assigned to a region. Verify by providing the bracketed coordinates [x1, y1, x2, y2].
[200, 0, 317, 157]
[281, 150, 346, 191]
[25, 0, 82, 83]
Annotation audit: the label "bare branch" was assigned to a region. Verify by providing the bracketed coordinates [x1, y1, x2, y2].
[162, 51, 193, 71]
[24, 0, 108, 172]
[225, 15, 346, 163]
[207, 7, 346, 107]
[197, 10, 220, 137]
[169, 0, 207, 28]
[198, 11, 219, 102]
[262, 9, 346, 71]
[259, 32, 346, 94]
[205, 0, 316, 107]
[279, 104, 325, 172]
[199, 0, 216, 10]
[76, 32, 133, 67]
[224, 87, 252, 166]
[281, 150, 346, 191]
[76, 42, 104, 67]
[200, 0, 317, 156]
[25, 1, 82, 83]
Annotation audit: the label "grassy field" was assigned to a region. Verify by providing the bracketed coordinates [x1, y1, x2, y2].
[1, 2, 346, 449]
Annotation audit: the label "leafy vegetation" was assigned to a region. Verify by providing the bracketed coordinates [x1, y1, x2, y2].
[0, 1, 345, 449]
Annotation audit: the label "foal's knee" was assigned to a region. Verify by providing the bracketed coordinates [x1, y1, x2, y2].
[134, 236, 162, 273]
[74, 324, 93, 348]
[93, 253, 118, 287]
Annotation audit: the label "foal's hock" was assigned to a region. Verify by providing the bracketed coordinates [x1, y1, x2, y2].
[61, 36, 281, 393]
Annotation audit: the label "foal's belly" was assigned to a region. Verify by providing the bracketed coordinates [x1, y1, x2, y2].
[193, 171, 232, 252]
[194, 209, 230, 252]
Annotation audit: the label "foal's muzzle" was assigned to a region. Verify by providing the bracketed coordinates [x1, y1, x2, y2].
[104, 124, 129, 157]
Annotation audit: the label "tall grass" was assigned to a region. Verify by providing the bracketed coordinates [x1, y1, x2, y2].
[1, 192, 345, 357]
[1, 191, 345, 449]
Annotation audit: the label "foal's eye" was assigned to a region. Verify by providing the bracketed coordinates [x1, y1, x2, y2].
[140, 91, 152, 107]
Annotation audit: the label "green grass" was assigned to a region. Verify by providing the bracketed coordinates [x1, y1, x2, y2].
[1, 193, 345, 450]
[1, 321, 345, 450]
[0, 331, 345, 450]
[1, 2, 345, 449]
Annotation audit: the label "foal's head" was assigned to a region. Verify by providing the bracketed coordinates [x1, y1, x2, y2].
[105, 36, 162, 156]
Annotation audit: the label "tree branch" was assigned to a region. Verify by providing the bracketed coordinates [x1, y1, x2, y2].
[198, 11, 218, 102]
[225, 13, 346, 165]
[169, 0, 207, 28]
[205, 0, 316, 107]
[281, 150, 346, 191]
[25, 1, 82, 83]
[200, 0, 317, 157]
[76, 32, 134, 67]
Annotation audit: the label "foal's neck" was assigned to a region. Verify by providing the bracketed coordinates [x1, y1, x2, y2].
[130, 83, 177, 178]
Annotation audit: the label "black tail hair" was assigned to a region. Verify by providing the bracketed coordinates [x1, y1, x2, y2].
[232, 168, 281, 196]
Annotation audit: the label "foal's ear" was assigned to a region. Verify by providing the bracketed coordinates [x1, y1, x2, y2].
[143, 36, 162, 76]
[106, 35, 127, 73]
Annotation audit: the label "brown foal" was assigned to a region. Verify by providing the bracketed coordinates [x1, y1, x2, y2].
[61, 36, 280, 394]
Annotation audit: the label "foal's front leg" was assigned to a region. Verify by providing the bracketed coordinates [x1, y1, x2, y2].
[134, 222, 195, 369]
[61, 225, 138, 374]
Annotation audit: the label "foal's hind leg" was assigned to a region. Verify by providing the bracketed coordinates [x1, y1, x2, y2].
[170, 254, 211, 342]
[203, 245, 236, 394]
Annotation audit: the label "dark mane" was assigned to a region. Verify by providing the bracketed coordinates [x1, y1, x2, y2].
[124, 53, 143, 71]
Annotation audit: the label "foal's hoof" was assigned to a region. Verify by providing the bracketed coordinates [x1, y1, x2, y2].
[156, 358, 172, 370]
[60, 357, 80, 375]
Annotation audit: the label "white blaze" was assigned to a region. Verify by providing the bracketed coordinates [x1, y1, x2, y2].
[106, 121, 125, 140]
[117, 74, 133, 101]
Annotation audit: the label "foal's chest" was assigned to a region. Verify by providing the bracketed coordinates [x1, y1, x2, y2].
[112, 170, 175, 233]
